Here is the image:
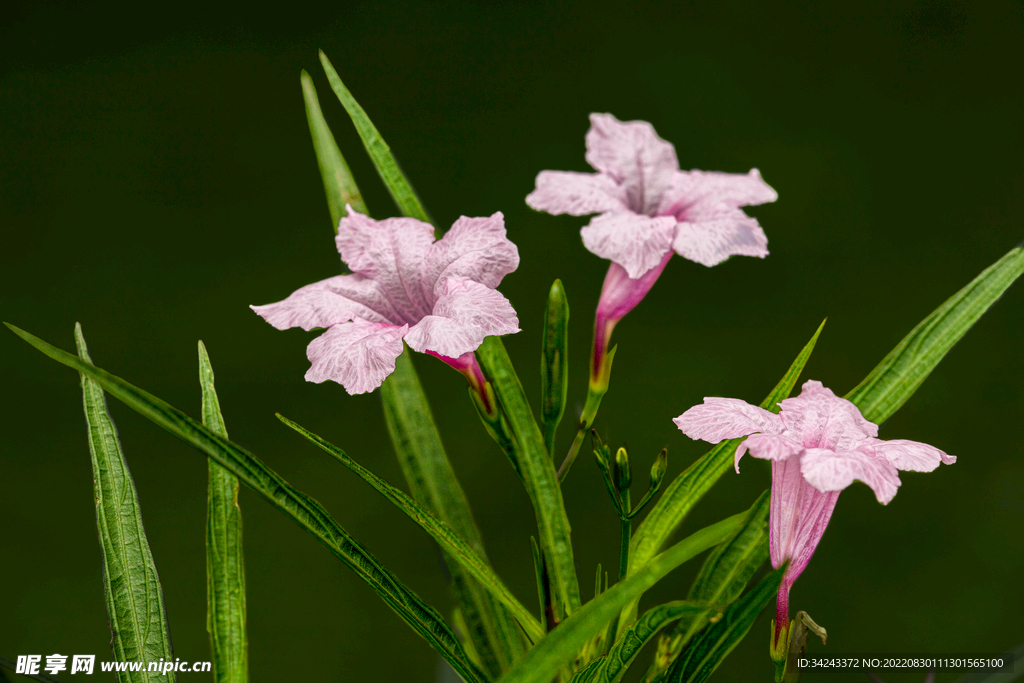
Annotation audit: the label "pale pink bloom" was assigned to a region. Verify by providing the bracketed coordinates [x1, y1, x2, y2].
[674, 380, 955, 646]
[252, 206, 520, 395]
[527, 114, 777, 377]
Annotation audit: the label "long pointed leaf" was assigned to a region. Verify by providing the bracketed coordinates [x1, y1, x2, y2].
[75, 324, 176, 683]
[495, 510, 748, 683]
[846, 246, 1024, 422]
[646, 491, 770, 681]
[10, 323, 486, 683]
[318, 51, 431, 223]
[300, 69, 367, 227]
[199, 343, 248, 683]
[276, 413, 545, 643]
[663, 566, 786, 683]
[477, 336, 582, 621]
[570, 602, 708, 683]
[382, 350, 526, 673]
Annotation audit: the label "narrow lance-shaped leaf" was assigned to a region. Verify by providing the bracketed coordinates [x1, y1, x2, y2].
[277, 413, 545, 644]
[74, 324, 176, 683]
[303, 68, 520, 669]
[199, 342, 248, 683]
[0, 657, 64, 683]
[9, 324, 486, 683]
[300, 69, 367, 228]
[382, 349, 526, 673]
[569, 602, 709, 683]
[477, 336, 582, 621]
[318, 50, 431, 224]
[622, 320, 824, 629]
[662, 566, 786, 683]
[541, 279, 570, 458]
[495, 511, 748, 683]
[645, 491, 770, 682]
[846, 246, 1024, 422]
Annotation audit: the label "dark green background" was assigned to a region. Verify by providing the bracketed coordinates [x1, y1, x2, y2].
[2, 1, 1021, 681]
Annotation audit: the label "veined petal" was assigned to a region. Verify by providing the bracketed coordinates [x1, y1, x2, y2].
[250, 274, 399, 331]
[736, 433, 804, 471]
[335, 208, 435, 323]
[423, 212, 520, 293]
[585, 113, 679, 215]
[779, 380, 878, 450]
[525, 170, 628, 216]
[305, 320, 408, 395]
[581, 211, 676, 279]
[864, 438, 957, 471]
[660, 168, 778, 219]
[800, 446, 901, 504]
[671, 213, 769, 268]
[404, 278, 520, 358]
[674, 397, 785, 445]
[770, 456, 841, 581]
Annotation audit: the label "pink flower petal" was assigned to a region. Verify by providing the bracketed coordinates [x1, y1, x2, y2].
[304, 320, 408, 395]
[423, 212, 520, 293]
[674, 397, 785, 445]
[671, 213, 769, 268]
[770, 456, 840, 582]
[595, 253, 672, 324]
[404, 278, 520, 358]
[800, 446, 901, 504]
[736, 433, 804, 471]
[864, 438, 956, 471]
[778, 380, 878, 451]
[335, 208, 435, 323]
[250, 274, 401, 331]
[581, 212, 676, 279]
[526, 171, 628, 216]
[659, 169, 778, 219]
[585, 113, 679, 215]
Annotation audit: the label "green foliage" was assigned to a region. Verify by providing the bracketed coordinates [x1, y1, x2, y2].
[661, 566, 786, 683]
[646, 490, 770, 681]
[300, 69, 367, 227]
[495, 509, 748, 683]
[569, 602, 708, 683]
[276, 412, 545, 643]
[477, 336, 582, 622]
[74, 324, 176, 683]
[846, 246, 1024, 422]
[318, 50, 431, 223]
[11, 324, 486, 683]
[198, 343, 249, 683]
[541, 279, 570, 457]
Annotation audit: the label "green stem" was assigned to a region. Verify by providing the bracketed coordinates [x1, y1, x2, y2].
[618, 492, 632, 582]
[556, 427, 587, 482]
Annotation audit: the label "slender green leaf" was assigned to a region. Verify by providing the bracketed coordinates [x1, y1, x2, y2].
[477, 336, 582, 621]
[10, 323, 486, 683]
[199, 342, 248, 683]
[541, 279, 570, 458]
[318, 50, 431, 223]
[495, 510, 747, 683]
[647, 491, 770, 681]
[570, 602, 708, 683]
[624, 320, 824, 626]
[662, 566, 786, 683]
[846, 246, 1024, 422]
[300, 69, 367, 228]
[74, 325, 176, 683]
[382, 349, 525, 673]
[277, 413, 545, 643]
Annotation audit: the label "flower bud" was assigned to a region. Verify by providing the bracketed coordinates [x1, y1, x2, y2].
[650, 448, 668, 489]
[614, 446, 631, 491]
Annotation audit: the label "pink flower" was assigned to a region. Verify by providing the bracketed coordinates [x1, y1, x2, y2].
[674, 380, 955, 647]
[526, 114, 777, 379]
[251, 206, 520, 395]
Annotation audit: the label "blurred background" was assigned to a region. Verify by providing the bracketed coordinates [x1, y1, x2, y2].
[1, 1, 1021, 681]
